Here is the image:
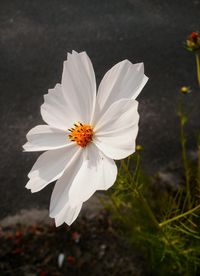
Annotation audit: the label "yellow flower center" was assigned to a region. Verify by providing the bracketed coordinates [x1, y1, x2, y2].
[68, 122, 93, 147]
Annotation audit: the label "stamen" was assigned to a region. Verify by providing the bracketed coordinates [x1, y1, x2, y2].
[68, 122, 93, 147]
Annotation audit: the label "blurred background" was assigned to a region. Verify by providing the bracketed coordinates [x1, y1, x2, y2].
[0, 0, 200, 237]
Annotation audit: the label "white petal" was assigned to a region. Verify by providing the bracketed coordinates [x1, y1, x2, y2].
[41, 84, 81, 130]
[26, 145, 80, 193]
[61, 51, 96, 123]
[95, 60, 148, 118]
[50, 149, 84, 217]
[50, 143, 117, 217]
[93, 99, 139, 160]
[23, 125, 70, 151]
[54, 202, 82, 227]
[68, 143, 117, 206]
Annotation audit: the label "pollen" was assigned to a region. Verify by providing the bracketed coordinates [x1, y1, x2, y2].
[68, 122, 93, 147]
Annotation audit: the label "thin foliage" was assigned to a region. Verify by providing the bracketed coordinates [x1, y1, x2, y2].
[103, 32, 200, 275]
[105, 110, 200, 275]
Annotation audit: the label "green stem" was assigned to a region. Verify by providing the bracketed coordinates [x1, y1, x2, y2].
[121, 158, 160, 230]
[159, 203, 200, 228]
[179, 112, 191, 207]
[120, 154, 182, 256]
[132, 153, 141, 185]
[197, 139, 200, 193]
[134, 155, 181, 253]
[136, 189, 160, 230]
[195, 51, 200, 87]
[109, 194, 127, 223]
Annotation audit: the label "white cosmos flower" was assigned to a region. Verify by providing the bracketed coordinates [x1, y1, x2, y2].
[23, 51, 148, 226]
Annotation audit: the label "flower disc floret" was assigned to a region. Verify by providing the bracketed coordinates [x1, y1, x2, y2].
[68, 122, 93, 147]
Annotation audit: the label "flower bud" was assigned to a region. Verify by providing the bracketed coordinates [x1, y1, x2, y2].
[136, 145, 143, 152]
[186, 32, 200, 51]
[180, 86, 191, 94]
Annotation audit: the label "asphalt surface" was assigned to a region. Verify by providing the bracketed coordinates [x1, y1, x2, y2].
[0, 0, 200, 219]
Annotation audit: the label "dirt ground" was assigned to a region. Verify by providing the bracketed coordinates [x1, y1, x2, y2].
[0, 210, 145, 276]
